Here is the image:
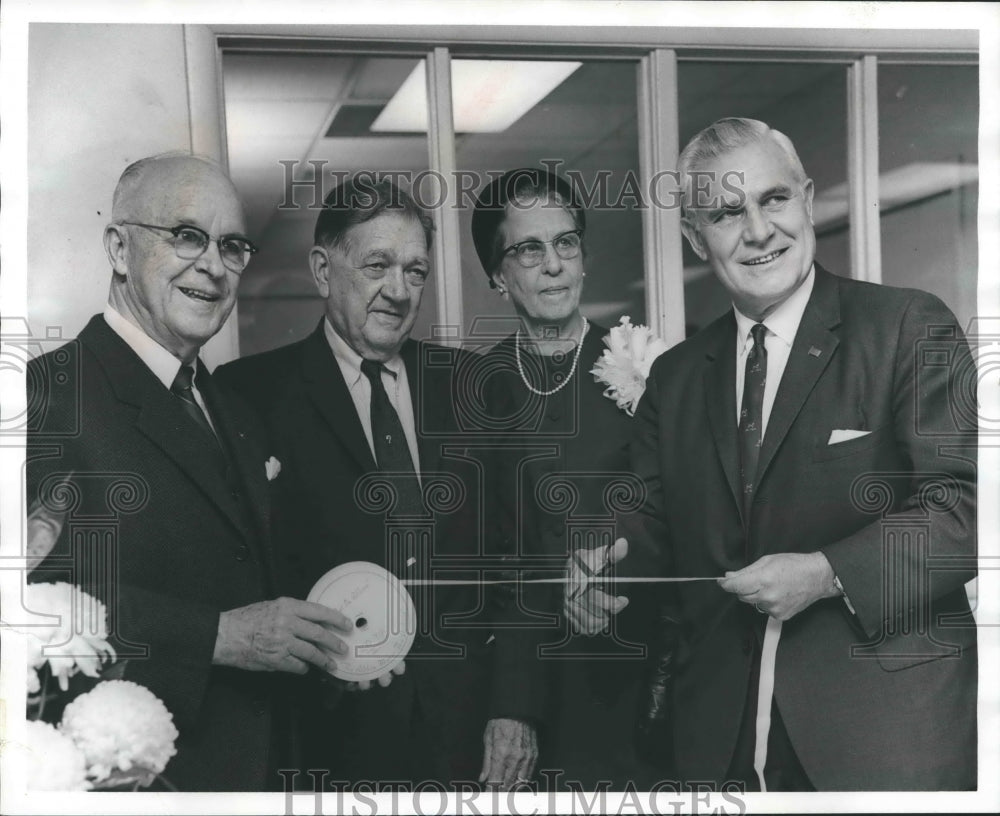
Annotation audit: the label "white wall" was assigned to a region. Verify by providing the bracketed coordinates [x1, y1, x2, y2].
[27, 23, 237, 368]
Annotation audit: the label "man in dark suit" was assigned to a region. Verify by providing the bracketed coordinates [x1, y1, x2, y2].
[26, 154, 356, 790]
[568, 118, 977, 790]
[216, 177, 502, 786]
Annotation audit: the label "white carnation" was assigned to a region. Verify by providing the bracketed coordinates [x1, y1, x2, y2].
[60, 680, 179, 782]
[24, 720, 90, 791]
[19, 582, 116, 692]
[591, 316, 669, 415]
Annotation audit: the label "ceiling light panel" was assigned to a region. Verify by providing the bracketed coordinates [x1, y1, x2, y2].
[371, 59, 582, 133]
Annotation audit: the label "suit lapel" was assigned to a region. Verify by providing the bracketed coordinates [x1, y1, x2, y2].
[300, 325, 377, 471]
[198, 363, 272, 544]
[756, 266, 841, 487]
[702, 315, 743, 517]
[402, 339, 441, 478]
[80, 317, 252, 536]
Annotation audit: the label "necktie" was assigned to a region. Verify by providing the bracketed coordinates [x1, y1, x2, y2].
[171, 365, 219, 443]
[360, 359, 423, 517]
[738, 323, 767, 520]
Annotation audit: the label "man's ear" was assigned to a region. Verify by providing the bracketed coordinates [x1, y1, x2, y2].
[491, 269, 507, 292]
[103, 224, 129, 277]
[309, 245, 331, 298]
[803, 178, 815, 225]
[680, 216, 707, 261]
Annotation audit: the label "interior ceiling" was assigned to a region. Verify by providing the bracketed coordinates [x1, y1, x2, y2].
[222, 55, 644, 236]
[222, 52, 844, 298]
[223, 52, 835, 234]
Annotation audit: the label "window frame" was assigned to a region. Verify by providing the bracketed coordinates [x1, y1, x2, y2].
[195, 24, 979, 350]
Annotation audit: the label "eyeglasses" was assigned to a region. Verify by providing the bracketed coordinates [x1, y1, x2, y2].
[501, 229, 583, 269]
[120, 222, 259, 273]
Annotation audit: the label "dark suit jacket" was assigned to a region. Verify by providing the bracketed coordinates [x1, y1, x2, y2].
[628, 266, 977, 790]
[216, 323, 491, 783]
[26, 315, 281, 791]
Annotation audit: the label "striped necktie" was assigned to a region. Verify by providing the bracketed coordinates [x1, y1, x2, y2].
[171, 365, 219, 444]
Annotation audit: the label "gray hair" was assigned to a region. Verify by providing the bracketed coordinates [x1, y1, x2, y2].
[314, 176, 433, 252]
[678, 118, 807, 218]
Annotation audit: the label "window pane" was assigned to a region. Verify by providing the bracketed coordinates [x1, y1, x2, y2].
[222, 53, 436, 356]
[677, 62, 849, 334]
[453, 60, 644, 341]
[878, 64, 978, 329]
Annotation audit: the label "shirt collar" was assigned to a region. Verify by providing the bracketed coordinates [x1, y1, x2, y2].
[734, 264, 815, 352]
[323, 317, 404, 384]
[103, 304, 186, 389]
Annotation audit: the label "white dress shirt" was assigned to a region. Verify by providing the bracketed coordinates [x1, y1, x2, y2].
[323, 318, 422, 481]
[729, 266, 850, 790]
[733, 265, 815, 435]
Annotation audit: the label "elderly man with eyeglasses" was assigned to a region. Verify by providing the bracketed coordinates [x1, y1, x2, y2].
[566, 119, 977, 791]
[25, 153, 360, 791]
[216, 174, 494, 788]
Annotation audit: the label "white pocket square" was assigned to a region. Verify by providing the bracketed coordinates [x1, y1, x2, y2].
[828, 429, 871, 445]
[265, 456, 281, 481]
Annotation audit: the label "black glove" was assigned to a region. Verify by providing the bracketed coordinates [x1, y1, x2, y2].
[634, 607, 680, 769]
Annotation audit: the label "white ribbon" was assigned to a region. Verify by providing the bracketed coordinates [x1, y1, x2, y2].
[399, 576, 718, 586]
[753, 615, 783, 792]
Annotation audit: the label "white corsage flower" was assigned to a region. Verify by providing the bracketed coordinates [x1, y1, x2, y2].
[590, 315, 669, 416]
[20, 582, 116, 693]
[24, 720, 91, 791]
[265, 456, 281, 481]
[60, 680, 179, 784]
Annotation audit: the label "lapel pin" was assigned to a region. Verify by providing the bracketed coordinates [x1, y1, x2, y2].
[808, 346, 822, 357]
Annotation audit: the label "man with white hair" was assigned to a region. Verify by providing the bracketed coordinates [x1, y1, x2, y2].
[26, 153, 357, 790]
[570, 118, 977, 790]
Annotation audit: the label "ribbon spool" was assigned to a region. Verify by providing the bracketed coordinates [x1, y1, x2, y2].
[308, 561, 416, 682]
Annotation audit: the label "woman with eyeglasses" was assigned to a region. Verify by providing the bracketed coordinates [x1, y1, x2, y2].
[469, 168, 659, 791]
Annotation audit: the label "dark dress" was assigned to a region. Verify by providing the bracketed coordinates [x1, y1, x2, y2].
[481, 323, 661, 791]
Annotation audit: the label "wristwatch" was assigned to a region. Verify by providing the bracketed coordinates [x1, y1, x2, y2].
[832, 573, 857, 615]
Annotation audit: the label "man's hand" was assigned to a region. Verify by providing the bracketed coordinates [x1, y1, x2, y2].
[479, 717, 538, 789]
[717, 552, 840, 621]
[564, 538, 629, 635]
[344, 660, 407, 692]
[213, 597, 352, 674]
[26, 500, 67, 572]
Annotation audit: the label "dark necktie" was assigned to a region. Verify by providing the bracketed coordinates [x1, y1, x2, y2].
[360, 359, 424, 517]
[171, 365, 219, 443]
[738, 323, 768, 520]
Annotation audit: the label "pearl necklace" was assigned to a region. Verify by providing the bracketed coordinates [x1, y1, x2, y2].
[515, 317, 589, 397]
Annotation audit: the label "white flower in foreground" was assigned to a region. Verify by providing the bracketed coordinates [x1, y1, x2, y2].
[20, 582, 116, 693]
[24, 720, 91, 791]
[590, 315, 670, 416]
[60, 680, 179, 782]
